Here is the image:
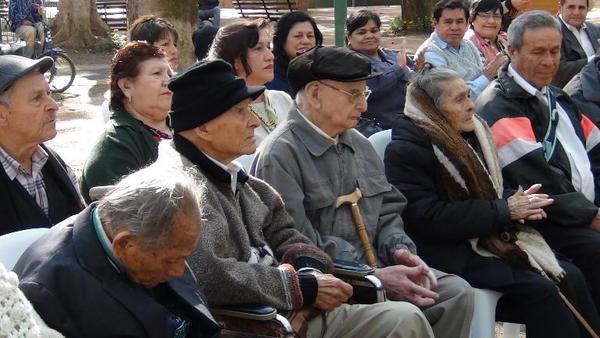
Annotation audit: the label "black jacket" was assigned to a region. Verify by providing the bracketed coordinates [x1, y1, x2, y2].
[553, 20, 600, 88]
[13, 204, 220, 338]
[564, 56, 600, 126]
[476, 63, 600, 229]
[0, 144, 83, 235]
[384, 115, 512, 275]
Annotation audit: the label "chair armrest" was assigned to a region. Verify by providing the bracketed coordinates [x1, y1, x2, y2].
[212, 305, 294, 338]
[212, 304, 277, 321]
[333, 259, 386, 304]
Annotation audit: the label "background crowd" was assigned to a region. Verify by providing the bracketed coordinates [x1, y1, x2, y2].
[2, 0, 600, 337]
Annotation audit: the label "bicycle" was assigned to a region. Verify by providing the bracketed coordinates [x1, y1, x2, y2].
[0, 3, 75, 93]
[34, 20, 76, 93]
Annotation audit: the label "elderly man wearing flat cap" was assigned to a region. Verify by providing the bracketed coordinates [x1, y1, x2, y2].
[0, 55, 83, 236]
[252, 46, 474, 338]
[155, 58, 434, 338]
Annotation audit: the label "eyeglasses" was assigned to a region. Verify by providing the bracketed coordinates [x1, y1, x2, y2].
[318, 81, 371, 102]
[477, 12, 503, 21]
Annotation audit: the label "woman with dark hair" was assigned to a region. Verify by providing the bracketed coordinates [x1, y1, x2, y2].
[129, 15, 179, 70]
[466, 0, 508, 66]
[267, 11, 323, 96]
[81, 42, 173, 202]
[501, 0, 531, 31]
[209, 19, 294, 144]
[346, 9, 413, 135]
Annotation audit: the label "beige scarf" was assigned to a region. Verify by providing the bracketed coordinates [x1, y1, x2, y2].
[404, 84, 565, 282]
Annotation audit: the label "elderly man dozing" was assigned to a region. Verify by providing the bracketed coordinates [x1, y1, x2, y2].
[13, 165, 220, 337]
[0, 55, 83, 235]
[154, 58, 434, 338]
[252, 46, 474, 338]
[385, 65, 600, 338]
[476, 10, 600, 315]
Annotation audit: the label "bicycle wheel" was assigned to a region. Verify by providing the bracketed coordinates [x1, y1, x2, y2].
[46, 51, 75, 93]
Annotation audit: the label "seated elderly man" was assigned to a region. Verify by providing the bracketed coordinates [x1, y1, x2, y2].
[476, 10, 600, 312]
[252, 46, 474, 338]
[415, 0, 507, 99]
[564, 56, 600, 126]
[553, 0, 600, 87]
[13, 165, 221, 337]
[0, 55, 83, 236]
[155, 59, 434, 338]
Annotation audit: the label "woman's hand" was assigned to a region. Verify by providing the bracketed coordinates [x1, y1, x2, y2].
[507, 184, 553, 223]
[396, 37, 407, 69]
[483, 52, 509, 80]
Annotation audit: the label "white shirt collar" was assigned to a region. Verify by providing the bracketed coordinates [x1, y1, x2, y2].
[559, 14, 587, 32]
[203, 152, 242, 193]
[297, 108, 339, 145]
[508, 64, 545, 96]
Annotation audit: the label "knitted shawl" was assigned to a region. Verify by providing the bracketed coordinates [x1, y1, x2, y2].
[404, 84, 565, 281]
[0, 263, 64, 338]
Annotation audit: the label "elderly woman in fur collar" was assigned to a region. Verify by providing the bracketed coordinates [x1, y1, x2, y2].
[384, 66, 600, 338]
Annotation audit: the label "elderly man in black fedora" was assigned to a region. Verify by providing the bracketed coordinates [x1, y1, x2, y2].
[0, 55, 83, 235]
[252, 46, 474, 338]
[153, 58, 434, 337]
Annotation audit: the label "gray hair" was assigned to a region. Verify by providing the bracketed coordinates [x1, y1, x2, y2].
[295, 89, 306, 110]
[97, 165, 203, 250]
[0, 90, 10, 106]
[413, 66, 462, 109]
[508, 10, 561, 51]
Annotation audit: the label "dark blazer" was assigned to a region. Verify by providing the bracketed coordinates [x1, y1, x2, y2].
[13, 204, 220, 338]
[564, 56, 600, 126]
[553, 20, 600, 88]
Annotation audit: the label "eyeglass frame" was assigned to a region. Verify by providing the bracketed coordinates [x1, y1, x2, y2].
[476, 11, 503, 21]
[317, 80, 371, 103]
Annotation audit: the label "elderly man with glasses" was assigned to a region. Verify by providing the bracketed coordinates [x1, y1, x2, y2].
[252, 46, 474, 338]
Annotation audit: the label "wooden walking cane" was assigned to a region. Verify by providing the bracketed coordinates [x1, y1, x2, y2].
[335, 188, 378, 268]
[556, 286, 600, 338]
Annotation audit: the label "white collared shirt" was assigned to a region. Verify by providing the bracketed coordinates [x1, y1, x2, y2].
[204, 152, 242, 194]
[560, 15, 596, 61]
[508, 65, 595, 201]
[297, 108, 339, 145]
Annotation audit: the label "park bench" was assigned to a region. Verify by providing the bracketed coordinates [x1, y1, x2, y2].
[233, 0, 298, 21]
[96, 0, 127, 31]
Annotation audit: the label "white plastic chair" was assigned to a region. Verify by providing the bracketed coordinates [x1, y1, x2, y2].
[367, 129, 392, 160]
[0, 228, 49, 270]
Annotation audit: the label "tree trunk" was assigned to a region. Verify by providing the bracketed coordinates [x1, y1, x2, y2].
[401, 0, 435, 30]
[128, 0, 198, 69]
[51, 0, 109, 48]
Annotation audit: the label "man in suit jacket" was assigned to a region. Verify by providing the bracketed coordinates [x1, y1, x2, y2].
[553, 0, 600, 87]
[13, 165, 221, 338]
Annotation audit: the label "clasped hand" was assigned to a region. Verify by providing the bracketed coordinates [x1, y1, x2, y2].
[374, 249, 439, 307]
[507, 184, 553, 224]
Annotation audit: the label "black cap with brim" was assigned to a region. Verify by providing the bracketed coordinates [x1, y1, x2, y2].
[168, 59, 266, 133]
[0, 55, 54, 93]
[287, 46, 381, 92]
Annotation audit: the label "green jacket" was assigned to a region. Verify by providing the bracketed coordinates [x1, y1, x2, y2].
[80, 108, 158, 202]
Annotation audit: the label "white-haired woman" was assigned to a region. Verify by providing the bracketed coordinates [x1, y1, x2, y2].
[384, 65, 600, 338]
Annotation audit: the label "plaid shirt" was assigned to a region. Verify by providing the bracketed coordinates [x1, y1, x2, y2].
[0, 145, 79, 216]
[8, 0, 43, 31]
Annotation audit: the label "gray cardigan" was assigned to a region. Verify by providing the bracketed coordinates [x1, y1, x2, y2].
[252, 108, 416, 267]
[155, 140, 332, 311]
